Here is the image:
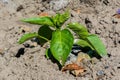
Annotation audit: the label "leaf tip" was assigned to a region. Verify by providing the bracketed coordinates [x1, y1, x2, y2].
[17, 40, 23, 44]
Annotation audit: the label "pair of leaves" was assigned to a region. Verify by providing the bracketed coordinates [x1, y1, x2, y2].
[22, 11, 70, 29]
[21, 17, 55, 45]
[19, 11, 70, 45]
[18, 26, 52, 45]
[67, 23, 107, 57]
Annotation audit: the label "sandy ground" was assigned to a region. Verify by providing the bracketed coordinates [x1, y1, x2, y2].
[0, 0, 120, 80]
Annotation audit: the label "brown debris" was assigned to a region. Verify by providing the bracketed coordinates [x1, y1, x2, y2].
[62, 63, 81, 71]
[113, 14, 120, 18]
[74, 69, 85, 76]
[0, 49, 3, 54]
[38, 12, 49, 17]
[62, 63, 85, 76]
[62, 52, 91, 76]
[75, 9, 80, 14]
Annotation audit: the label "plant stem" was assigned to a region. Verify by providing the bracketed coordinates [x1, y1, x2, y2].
[38, 35, 50, 42]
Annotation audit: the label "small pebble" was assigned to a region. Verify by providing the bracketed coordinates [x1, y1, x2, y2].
[91, 57, 99, 64]
[66, 53, 77, 64]
[31, 42, 38, 47]
[72, 49, 81, 54]
[104, 66, 109, 69]
[23, 43, 30, 48]
[97, 70, 105, 76]
[23, 27, 31, 32]
[8, 26, 14, 30]
[50, 0, 68, 10]
[31, 38, 40, 43]
[71, 45, 81, 55]
[77, 52, 91, 62]
[2, 0, 8, 4]
[31, 38, 36, 42]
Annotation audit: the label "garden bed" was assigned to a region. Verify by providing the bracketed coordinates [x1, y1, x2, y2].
[0, 0, 120, 80]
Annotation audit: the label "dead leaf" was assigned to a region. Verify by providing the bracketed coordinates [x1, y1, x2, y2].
[38, 12, 48, 17]
[62, 63, 81, 71]
[62, 63, 85, 76]
[113, 14, 120, 18]
[62, 52, 91, 76]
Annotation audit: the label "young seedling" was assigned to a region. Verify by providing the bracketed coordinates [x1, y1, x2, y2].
[18, 11, 107, 67]
[18, 11, 74, 66]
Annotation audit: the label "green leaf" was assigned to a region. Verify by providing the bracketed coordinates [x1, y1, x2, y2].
[38, 25, 53, 45]
[52, 13, 60, 28]
[86, 34, 107, 57]
[22, 16, 55, 27]
[18, 32, 49, 44]
[52, 11, 70, 28]
[59, 11, 70, 25]
[67, 23, 89, 39]
[50, 29, 74, 65]
[18, 32, 38, 44]
[74, 39, 93, 49]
